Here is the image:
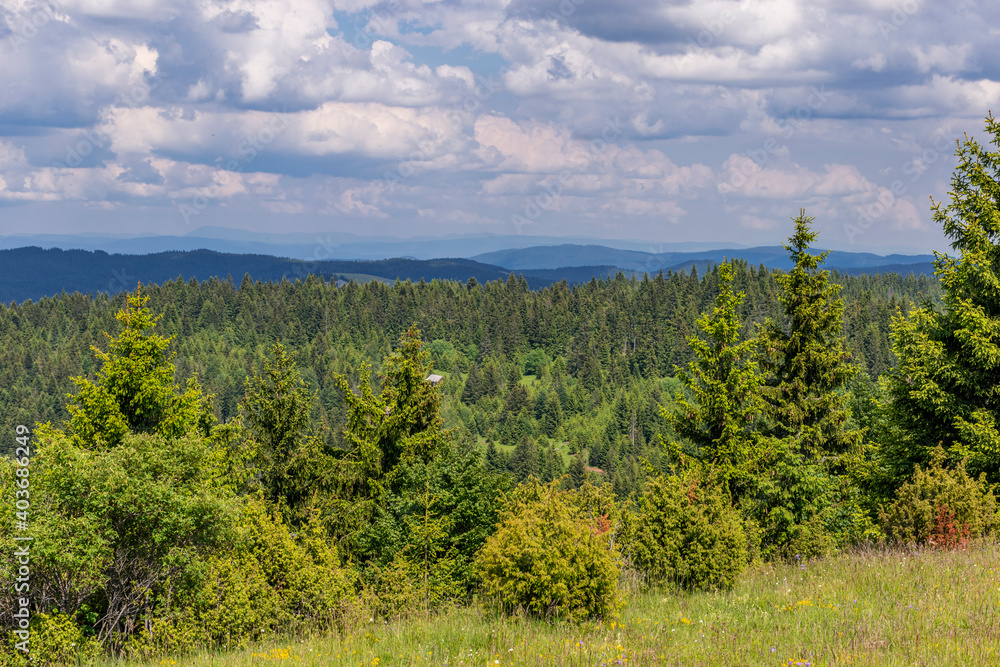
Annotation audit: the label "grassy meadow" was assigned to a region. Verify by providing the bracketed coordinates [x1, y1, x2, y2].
[98, 540, 1000, 667]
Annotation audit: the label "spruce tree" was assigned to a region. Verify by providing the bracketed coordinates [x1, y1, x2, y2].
[485, 440, 509, 473]
[760, 210, 859, 461]
[543, 389, 564, 436]
[241, 341, 317, 510]
[462, 363, 482, 404]
[511, 436, 540, 482]
[334, 324, 447, 496]
[567, 451, 588, 488]
[886, 114, 1000, 486]
[662, 261, 766, 500]
[67, 287, 214, 450]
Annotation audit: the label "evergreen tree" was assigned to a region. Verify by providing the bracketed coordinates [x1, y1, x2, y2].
[462, 363, 482, 404]
[334, 324, 448, 497]
[542, 441, 564, 482]
[510, 436, 540, 482]
[503, 376, 530, 415]
[661, 261, 766, 500]
[543, 389, 564, 436]
[485, 440, 509, 474]
[480, 359, 503, 398]
[567, 451, 588, 489]
[885, 114, 1000, 486]
[240, 341, 318, 512]
[761, 211, 859, 461]
[67, 287, 214, 450]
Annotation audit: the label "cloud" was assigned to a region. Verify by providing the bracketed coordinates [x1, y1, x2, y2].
[0, 0, 987, 250]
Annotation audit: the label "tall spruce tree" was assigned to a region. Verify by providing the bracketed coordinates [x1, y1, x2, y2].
[241, 341, 321, 514]
[885, 114, 1000, 486]
[334, 324, 448, 496]
[761, 210, 859, 461]
[662, 261, 766, 500]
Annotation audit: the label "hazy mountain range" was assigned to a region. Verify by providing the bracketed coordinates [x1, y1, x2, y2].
[0, 230, 938, 303]
[0, 227, 743, 261]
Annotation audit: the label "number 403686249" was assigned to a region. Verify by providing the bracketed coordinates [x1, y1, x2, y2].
[15, 424, 30, 465]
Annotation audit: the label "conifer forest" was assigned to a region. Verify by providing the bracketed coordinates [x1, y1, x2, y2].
[2, 118, 1000, 667]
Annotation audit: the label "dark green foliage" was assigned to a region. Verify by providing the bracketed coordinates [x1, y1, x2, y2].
[334, 324, 448, 500]
[510, 436, 541, 483]
[567, 451, 588, 489]
[485, 440, 509, 473]
[633, 471, 748, 591]
[241, 342, 319, 513]
[0, 429, 233, 648]
[885, 114, 1000, 486]
[356, 434, 509, 601]
[662, 261, 767, 500]
[752, 214, 861, 558]
[66, 288, 214, 450]
[0, 258, 932, 460]
[760, 211, 860, 461]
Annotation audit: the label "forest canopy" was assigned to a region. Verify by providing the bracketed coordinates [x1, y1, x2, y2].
[5, 115, 1000, 667]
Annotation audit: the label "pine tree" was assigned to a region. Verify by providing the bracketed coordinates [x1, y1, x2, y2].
[503, 376, 530, 415]
[760, 210, 860, 461]
[567, 451, 588, 489]
[67, 286, 214, 449]
[543, 389, 563, 436]
[511, 436, 540, 482]
[462, 363, 482, 404]
[885, 114, 1000, 486]
[485, 440, 509, 473]
[661, 261, 766, 500]
[334, 324, 448, 496]
[241, 341, 317, 510]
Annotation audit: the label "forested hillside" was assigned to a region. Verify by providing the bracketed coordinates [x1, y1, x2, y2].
[0, 247, 621, 303]
[18, 114, 1000, 667]
[0, 264, 935, 465]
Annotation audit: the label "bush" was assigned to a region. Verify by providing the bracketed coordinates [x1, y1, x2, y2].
[124, 498, 355, 658]
[633, 470, 748, 591]
[880, 446, 998, 546]
[0, 611, 99, 667]
[476, 481, 621, 621]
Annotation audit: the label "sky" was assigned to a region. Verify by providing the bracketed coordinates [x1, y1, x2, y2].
[0, 0, 996, 253]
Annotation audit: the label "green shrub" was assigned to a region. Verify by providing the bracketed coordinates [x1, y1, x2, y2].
[476, 480, 621, 621]
[634, 470, 748, 591]
[880, 446, 998, 546]
[784, 513, 836, 561]
[125, 498, 355, 657]
[0, 611, 99, 667]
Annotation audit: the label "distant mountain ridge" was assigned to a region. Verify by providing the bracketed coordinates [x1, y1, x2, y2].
[0, 241, 939, 304]
[0, 229, 744, 261]
[0, 247, 618, 303]
[472, 244, 937, 273]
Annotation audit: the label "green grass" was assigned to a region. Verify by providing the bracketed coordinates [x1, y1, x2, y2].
[97, 540, 1000, 667]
